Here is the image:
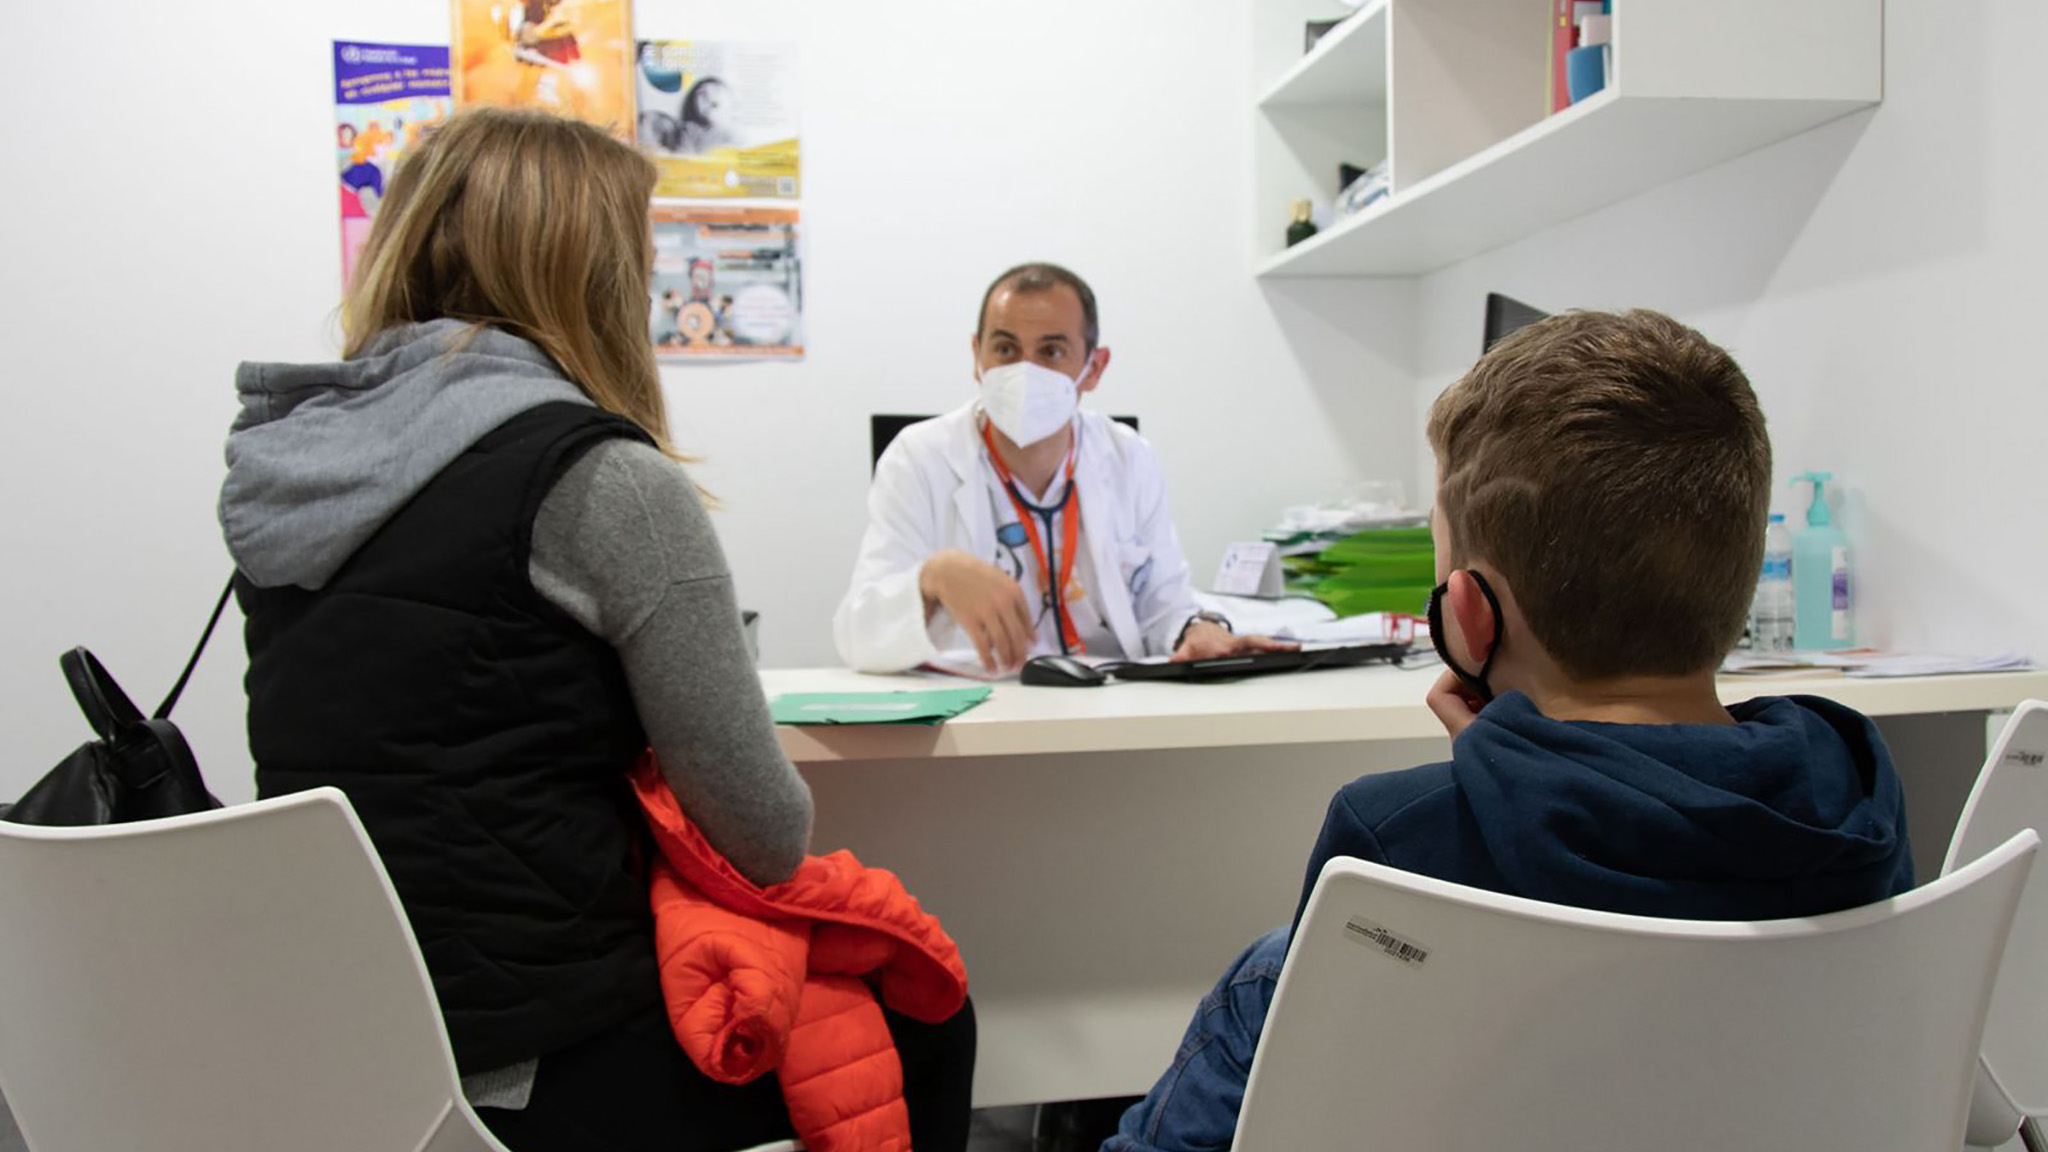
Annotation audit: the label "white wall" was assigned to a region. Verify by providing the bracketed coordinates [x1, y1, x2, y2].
[0, 0, 1414, 804]
[1410, 0, 2048, 662]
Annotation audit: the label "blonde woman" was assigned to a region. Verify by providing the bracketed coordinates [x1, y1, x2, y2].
[219, 108, 974, 1152]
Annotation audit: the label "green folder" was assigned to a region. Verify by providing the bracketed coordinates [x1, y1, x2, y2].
[769, 687, 993, 726]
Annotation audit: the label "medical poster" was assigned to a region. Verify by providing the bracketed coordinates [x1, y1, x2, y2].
[649, 205, 804, 360]
[334, 41, 452, 288]
[635, 40, 799, 199]
[453, 0, 635, 137]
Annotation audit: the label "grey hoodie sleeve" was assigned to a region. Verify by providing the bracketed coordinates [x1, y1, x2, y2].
[529, 438, 813, 885]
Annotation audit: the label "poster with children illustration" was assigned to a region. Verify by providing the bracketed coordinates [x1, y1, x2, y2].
[334, 41, 451, 288]
[635, 40, 799, 199]
[453, 0, 635, 137]
[649, 205, 803, 360]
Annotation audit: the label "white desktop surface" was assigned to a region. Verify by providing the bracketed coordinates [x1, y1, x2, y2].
[760, 664, 2048, 1107]
[764, 664, 2048, 760]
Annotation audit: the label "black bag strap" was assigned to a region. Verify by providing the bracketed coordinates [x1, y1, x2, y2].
[154, 576, 236, 720]
[58, 576, 235, 739]
[59, 648, 145, 741]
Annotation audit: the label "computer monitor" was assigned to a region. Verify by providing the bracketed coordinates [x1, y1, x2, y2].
[1483, 293, 1549, 352]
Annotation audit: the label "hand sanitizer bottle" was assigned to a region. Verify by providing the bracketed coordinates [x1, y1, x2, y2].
[1789, 472, 1853, 651]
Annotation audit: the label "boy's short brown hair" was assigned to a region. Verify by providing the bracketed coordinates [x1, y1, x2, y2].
[1426, 309, 1770, 681]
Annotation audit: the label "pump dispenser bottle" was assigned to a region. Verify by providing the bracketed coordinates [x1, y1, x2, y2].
[1789, 471, 1853, 651]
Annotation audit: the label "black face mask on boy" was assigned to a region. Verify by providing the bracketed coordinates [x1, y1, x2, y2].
[1426, 570, 1505, 705]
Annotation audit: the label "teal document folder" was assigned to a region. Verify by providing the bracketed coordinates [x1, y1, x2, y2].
[769, 687, 993, 726]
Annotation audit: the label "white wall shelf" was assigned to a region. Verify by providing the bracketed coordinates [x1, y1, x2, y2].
[1257, 0, 1389, 109]
[1252, 0, 1884, 279]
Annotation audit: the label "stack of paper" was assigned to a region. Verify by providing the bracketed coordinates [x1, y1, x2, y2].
[1721, 650, 2034, 678]
[1845, 652, 2034, 678]
[1196, 592, 1336, 637]
[1276, 612, 1412, 645]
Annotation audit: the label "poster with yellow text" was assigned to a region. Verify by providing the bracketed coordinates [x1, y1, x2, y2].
[636, 40, 799, 199]
[453, 0, 634, 137]
[650, 205, 803, 360]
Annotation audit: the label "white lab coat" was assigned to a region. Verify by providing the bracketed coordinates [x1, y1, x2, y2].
[833, 401, 1205, 673]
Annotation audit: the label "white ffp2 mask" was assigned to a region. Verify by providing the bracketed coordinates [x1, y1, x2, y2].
[978, 360, 1082, 446]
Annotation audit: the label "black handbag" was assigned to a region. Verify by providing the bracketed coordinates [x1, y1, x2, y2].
[2, 580, 234, 826]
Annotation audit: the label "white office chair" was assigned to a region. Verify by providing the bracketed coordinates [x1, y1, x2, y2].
[0, 789, 804, 1152]
[1945, 700, 2048, 1151]
[1233, 834, 2039, 1152]
[0, 788, 511, 1152]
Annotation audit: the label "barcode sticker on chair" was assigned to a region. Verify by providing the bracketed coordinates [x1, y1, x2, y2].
[1344, 917, 1430, 968]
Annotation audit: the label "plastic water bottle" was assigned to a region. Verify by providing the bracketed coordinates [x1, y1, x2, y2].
[1749, 514, 1794, 653]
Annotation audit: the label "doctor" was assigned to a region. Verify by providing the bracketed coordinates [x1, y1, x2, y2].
[834, 262, 1290, 675]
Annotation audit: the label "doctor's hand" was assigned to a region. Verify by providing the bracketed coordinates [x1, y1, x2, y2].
[1425, 668, 1485, 740]
[919, 550, 1036, 674]
[1170, 623, 1299, 663]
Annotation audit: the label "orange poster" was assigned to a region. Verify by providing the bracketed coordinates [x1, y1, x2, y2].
[452, 0, 635, 137]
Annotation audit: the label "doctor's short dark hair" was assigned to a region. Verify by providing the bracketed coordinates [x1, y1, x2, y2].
[1426, 309, 1772, 682]
[977, 262, 1100, 351]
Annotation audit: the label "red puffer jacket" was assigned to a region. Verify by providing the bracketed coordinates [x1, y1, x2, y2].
[629, 757, 969, 1152]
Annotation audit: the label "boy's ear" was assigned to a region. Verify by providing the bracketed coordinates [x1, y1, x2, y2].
[1447, 569, 1499, 665]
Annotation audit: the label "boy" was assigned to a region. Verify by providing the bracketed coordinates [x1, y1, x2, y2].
[1106, 309, 1915, 1152]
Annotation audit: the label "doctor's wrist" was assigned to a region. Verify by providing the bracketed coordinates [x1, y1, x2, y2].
[918, 550, 963, 604]
[917, 554, 948, 615]
[1174, 610, 1233, 652]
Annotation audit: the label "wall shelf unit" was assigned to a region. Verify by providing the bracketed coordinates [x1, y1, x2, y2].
[1253, 0, 1883, 279]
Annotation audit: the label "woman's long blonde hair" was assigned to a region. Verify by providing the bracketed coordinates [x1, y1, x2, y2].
[342, 107, 681, 458]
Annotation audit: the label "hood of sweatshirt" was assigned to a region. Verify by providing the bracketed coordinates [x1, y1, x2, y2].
[1450, 691, 1915, 919]
[220, 319, 589, 590]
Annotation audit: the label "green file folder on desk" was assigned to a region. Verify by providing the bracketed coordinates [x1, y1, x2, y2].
[769, 687, 993, 726]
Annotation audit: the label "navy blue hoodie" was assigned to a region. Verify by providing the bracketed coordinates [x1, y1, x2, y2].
[1292, 692, 1916, 933]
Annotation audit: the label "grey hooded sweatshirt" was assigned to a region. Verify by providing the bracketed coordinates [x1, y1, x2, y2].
[220, 320, 813, 888]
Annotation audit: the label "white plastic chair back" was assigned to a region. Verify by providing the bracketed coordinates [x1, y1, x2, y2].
[0, 788, 508, 1152]
[1944, 700, 2048, 1146]
[1234, 834, 2039, 1152]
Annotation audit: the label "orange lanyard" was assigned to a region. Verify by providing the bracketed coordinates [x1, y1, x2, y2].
[979, 418, 1084, 653]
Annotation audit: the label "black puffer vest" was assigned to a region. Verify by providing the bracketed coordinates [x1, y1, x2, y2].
[242, 401, 659, 1074]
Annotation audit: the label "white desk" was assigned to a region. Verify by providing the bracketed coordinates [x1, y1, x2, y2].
[764, 665, 2048, 1107]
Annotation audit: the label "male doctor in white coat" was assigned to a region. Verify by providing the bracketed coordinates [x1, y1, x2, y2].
[833, 262, 1291, 675]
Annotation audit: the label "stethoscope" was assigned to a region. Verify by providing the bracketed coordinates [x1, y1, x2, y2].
[981, 418, 1085, 655]
[1002, 475, 1080, 655]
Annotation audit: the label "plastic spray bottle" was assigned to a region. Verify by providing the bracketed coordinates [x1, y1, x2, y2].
[1789, 472, 1853, 651]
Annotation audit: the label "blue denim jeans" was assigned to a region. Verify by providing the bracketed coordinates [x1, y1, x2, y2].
[1102, 925, 1291, 1152]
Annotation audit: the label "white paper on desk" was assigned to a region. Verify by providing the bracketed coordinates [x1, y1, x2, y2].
[1720, 648, 2034, 677]
[1720, 650, 1874, 674]
[1194, 591, 1334, 637]
[1278, 614, 1406, 644]
[1845, 652, 2035, 678]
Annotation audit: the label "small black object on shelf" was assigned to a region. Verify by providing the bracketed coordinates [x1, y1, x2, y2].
[1286, 200, 1318, 248]
[1305, 17, 1347, 53]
